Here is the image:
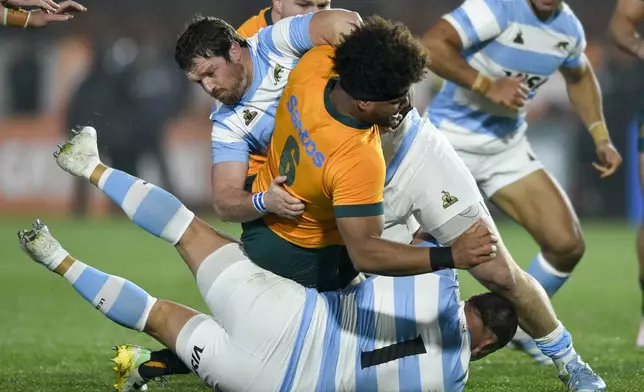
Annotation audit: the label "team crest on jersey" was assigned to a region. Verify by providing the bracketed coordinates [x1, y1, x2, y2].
[513, 30, 524, 45]
[556, 41, 569, 51]
[273, 64, 284, 84]
[243, 109, 258, 126]
[441, 191, 458, 209]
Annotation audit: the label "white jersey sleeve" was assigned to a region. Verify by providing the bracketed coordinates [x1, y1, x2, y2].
[256, 12, 315, 60]
[443, 0, 508, 49]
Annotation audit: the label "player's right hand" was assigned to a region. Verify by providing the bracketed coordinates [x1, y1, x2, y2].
[3, 0, 59, 12]
[450, 220, 498, 269]
[26, 1, 86, 28]
[485, 76, 528, 112]
[263, 176, 305, 219]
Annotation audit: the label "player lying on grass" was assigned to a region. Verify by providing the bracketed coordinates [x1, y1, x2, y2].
[18, 219, 516, 392]
[421, 0, 620, 374]
[23, 126, 510, 391]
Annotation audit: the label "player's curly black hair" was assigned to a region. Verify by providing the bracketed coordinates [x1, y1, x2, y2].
[175, 14, 248, 71]
[332, 15, 428, 101]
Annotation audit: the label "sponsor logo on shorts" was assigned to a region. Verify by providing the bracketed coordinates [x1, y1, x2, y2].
[191, 345, 204, 374]
[441, 191, 458, 209]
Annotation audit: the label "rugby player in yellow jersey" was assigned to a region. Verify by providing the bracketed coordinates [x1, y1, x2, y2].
[242, 17, 499, 291]
[236, 0, 331, 177]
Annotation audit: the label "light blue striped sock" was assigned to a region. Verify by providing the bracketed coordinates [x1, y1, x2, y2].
[97, 168, 195, 245]
[526, 253, 570, 297]
[62, 257, 156, 331]
[535, 322, 578, 375]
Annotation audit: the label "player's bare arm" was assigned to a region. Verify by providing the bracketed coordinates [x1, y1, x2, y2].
[609, 0, 644, 60]
[212, 163, 304, 222]
[560, 59, 623, 178]
[307, 9, 362, 46]
[1, 0, 85, 28]
[337, 215, 497, 275]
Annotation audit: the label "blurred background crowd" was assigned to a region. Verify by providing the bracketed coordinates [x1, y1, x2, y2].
[1, 0, 643, 222]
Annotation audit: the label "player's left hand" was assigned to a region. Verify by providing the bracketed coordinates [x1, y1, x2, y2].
[593, 141, 622, 178]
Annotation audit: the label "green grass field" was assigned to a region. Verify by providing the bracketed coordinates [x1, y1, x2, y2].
[0, 216, 642, 391]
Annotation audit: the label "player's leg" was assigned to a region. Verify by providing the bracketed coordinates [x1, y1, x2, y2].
[409, 130, 605, 391]
[53, 126, 235, 277]
[489, 169, 583, 297]
[16, 219, 229, 391]
[637, 150, 644, 347]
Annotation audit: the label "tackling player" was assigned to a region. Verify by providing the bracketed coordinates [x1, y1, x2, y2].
[46, 124, 503, 392]
[608, 0, 644, 346]
[421, 0, 621, 373]
[200, 8, 347, 224]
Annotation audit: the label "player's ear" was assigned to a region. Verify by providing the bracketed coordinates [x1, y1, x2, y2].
[229, 42, 242, 63]
[356, 100, 371, 112]
[471, 336, 498, 361]
[273, 0, 283, 15]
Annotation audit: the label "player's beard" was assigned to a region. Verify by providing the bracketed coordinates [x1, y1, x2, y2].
[215, 64, 250, 105]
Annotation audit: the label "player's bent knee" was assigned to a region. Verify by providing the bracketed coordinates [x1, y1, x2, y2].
[175, 314, 226, 389]
[543, 231, 585, 267]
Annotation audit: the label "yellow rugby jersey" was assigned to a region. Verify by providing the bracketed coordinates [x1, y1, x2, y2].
[253, 46, 386, 248]
[237, 7, 273, 176]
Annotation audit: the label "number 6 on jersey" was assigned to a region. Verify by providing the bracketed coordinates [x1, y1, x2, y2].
[278, 135, 300, 186]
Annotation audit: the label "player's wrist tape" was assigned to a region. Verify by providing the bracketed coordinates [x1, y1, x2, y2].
[471, 73, 493, 95]
[429, 247, 455, 270]
[252, 192, 268, 214]
[588, 121, 609, 144]
[2, 7, 30, 28]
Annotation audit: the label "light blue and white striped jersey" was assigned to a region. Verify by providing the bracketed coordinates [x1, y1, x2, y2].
[210, 13, 315, 164]
[381, 108, 425, 186]
[428, 0, 586, 153]
[281, 270, 471, 392]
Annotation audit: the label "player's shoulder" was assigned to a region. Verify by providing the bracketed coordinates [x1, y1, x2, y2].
[291, 46, 335, 79]
[557, 3, 585, 40]
[237, 7, 271, 38]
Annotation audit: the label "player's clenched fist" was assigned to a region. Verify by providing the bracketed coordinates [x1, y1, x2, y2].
[450, 219, 498, 269]
[263, 176, 305, 219]
[485, 76, 528, 111]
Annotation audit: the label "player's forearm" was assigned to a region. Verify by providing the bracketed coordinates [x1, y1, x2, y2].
[420, 30, 480, 92]
[565, 66, 610, 144]
[212, 187, 264, 223]
[348, 237, 445, 276]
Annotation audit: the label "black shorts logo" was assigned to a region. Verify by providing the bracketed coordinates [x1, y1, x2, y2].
[191, 345, 204, 374]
